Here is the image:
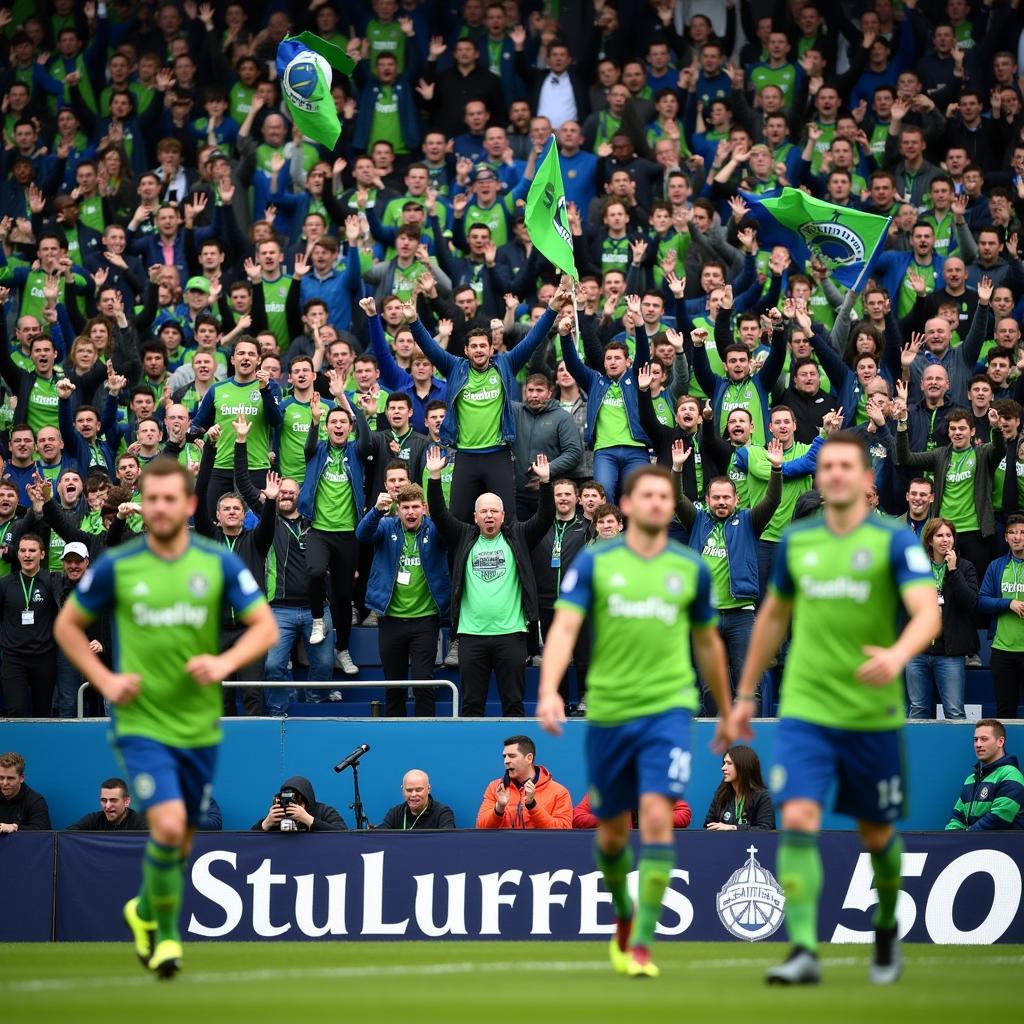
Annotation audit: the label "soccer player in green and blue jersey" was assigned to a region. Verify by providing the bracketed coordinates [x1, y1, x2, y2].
[732, 433, 940, 986]
[538, 464, 731, 978]
[54, 457, 279, 979]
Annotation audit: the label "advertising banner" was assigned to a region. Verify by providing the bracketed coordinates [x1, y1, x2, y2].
[39, 831, 1024, 944]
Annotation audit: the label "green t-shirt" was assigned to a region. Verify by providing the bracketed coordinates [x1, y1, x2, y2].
[652, 391, 674, 428]
[808, 121, 836, 174]
[26, 374, 60, 434]
[313, 447, 356, 531]
[727, 450, 749, 508]
[688, 320, 720, 400]
[70, 535, 266, 747]
[600, 235, 631, 277]
[422, 457, 454, 503]
[229, 81, 255, 124]
[78, 194, 105, 233]
[595, 381, 640, 450]
[457, 366, 504, 450]
[464, 200, 511, 247]
[923, 210, 956, 257]
[367, 19, 406, 69]
[772, 517, 934, 730]
[898, 261, 936, 317]
[0, 517, 16, 578]
[390, 259, 428, 302]
[719, 378, 766, 446]
[388, 530, 437, 618]
[939, 448, 980, 532]
[750, 62, 799, 108]
[702, 521, 747, 610]
[278, 395, 331, 483]
[746, 441, 814, 541]
[993, 556, 1024, 651]
[556, 537, 717, 724]
[992, 455, 1024, 512]
[261, 276, 293, 350]
[369, 85, 407, 155]
[459, 533, 525, 635]
[204, 378, 275, 470]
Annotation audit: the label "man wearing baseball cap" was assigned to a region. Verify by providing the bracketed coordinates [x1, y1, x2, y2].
[54, 542, 107, 718]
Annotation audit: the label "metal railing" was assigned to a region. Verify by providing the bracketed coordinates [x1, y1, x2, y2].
[77, 679, 459, 719]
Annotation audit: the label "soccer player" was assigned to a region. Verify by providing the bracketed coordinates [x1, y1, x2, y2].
[53, 458, 279, 979]
[732, 433, 941, 986]
[537, 465, 731, 978]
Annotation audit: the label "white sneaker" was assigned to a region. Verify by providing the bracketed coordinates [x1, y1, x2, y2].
[328, 690, 344, 702]
[443, 638, 460, 668]
[362, 611, 379, 626]
[334, 649, 359, 675]
[309, 618, 328, 645]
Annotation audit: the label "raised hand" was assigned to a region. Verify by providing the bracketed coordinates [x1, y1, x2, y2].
[530, 452, 550, 483]
[637, 363, 652, 390]
[425, 445, 447, 477]
[624, 293, 642, 318]
[358, 296, 377, 317]
[765, 438, 784, 468]
[671, 438, 691, 471]
[263, 471, 281, 502]
[977, 275, 994, 304]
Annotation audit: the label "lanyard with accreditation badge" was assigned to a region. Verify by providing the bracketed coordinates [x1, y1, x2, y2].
[19, 572, 37, 625]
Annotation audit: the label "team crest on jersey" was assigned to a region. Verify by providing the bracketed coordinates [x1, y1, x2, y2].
[488, 374, 498, 385]
[769, 764, 787, 794]
[852, 549, 872, 570]
[664, 573, 682, 595]
[980, 786, 990, 800]
[134, 773, 156, 801]
[472, 550, 507, 582]
[716, 846, 786, 942]
[250, 390, 261, 402]
[189, 573, 210, 597]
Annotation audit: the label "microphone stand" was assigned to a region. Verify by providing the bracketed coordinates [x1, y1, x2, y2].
[349, 760, 369, 830]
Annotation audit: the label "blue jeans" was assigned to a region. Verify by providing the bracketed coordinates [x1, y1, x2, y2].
[264, 606, 335, 714]
[905, 653, 965, 720]
[699, 608, 765, 714]
[55, 650, 83, 719]
[593, 445, 651, 505]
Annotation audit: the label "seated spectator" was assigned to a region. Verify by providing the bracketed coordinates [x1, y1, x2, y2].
[946, 719, 1024, 831]
[376, 770, 456, 830]
[252, 776, 347, 832]
[0, 752, 51, 833]
[703, 746, 775, 831]
[572, 794, 691, 830]
[476, 735, 572, 829]
[199, 796, 223, 832]
[67, 777, 147, 831]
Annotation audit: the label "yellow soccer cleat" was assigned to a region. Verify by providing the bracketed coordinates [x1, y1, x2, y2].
[148, 939, 183, 980]
[609, 935, 630, 974]
[626, 946, 660, 979]
[123, 898, 156, 969]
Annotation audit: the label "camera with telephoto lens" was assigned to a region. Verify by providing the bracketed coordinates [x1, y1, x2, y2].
[277, 787, 299, 832]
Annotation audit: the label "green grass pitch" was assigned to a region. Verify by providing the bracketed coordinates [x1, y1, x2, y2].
[3, 942, 1021, 1023]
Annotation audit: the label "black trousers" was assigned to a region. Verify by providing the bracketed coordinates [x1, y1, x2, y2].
[306, 529, 358, 648]
[459, 632, 526, 716]
[206, 466, 267, 521]
[450, 448, 517, 524]
[990, 648, 1024, 718]
[538, 606, 590, 703]
[221, 623, 265, 716]
[2, 650, 57, 718]
[379, 614, 439, 716]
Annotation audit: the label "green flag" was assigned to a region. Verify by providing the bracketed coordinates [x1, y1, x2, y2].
[276, 32, 355, 149]
[525, 140, 578, 281]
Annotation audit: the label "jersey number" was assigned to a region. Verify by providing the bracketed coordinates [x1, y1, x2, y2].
[668, 747, 691, 784]
[877, 775, 903, 812]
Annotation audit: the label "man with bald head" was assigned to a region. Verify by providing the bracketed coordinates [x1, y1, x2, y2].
[376, 769, 456, 830]
[426, 446, 554, 717]
[924, 256, 978, 332]
[905, 363, 955, 451]
[908, 278, 995, 405]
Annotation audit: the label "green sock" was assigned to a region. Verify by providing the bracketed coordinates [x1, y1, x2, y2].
[594, 843, 634, 921]
[631, 844, 674, 949]
[871, 834, 903, 931]
[136, 879, 153, 922]
[143, 840, 184, 944]
[777, 831, 822, 954]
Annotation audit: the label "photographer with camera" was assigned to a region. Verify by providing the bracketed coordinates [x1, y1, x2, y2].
[252, 775, 347, 832]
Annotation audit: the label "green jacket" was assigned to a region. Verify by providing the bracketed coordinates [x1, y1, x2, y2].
[945, 753, 1024, 830]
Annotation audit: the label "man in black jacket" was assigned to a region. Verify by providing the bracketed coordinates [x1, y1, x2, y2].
[377, 770, 456, 830]
[253, 775, 347, 832]
[67, 778, 147, 831]
[0, 752, 51, 832]
[426, 447, 554, 717]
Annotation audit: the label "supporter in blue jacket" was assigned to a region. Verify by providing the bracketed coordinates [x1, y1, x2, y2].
[356, 483, 451, 717]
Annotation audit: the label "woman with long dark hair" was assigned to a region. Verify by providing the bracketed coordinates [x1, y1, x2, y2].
[704, 745, 775, 831]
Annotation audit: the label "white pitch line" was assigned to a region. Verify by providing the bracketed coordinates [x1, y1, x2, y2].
[4, 953, 1022, 996]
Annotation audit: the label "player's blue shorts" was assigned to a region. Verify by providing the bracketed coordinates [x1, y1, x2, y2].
[771, 718, 907, 824]
[113, 734, 218, 826]
[585, 708, 692, 821]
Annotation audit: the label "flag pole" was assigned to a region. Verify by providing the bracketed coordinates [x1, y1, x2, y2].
[571, 279, 581, 351]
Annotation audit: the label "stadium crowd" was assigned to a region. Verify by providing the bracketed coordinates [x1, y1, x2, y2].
[1, 0, 1024, 727]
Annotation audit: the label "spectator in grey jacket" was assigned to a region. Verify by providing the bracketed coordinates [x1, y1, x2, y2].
[512, 374, 583, 520]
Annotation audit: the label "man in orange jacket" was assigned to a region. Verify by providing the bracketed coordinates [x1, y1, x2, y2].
[476, 734, 573, 829]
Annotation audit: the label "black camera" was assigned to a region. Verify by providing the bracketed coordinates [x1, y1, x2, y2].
[277, 787, 299, 831]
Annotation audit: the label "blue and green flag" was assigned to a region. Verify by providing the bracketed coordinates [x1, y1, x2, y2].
[525, 138, 578, 281]
[276, 32, 355, 149]
[740, 187, 891, 289]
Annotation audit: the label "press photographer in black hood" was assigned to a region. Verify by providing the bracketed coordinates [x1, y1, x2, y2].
[253, 775, 347, 832]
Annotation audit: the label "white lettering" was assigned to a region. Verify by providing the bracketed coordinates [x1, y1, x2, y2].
[479, 869, 522, 935]
[529, 870, 573, 935]
[293, 872, 348, 936]
[464, 388, 500, 402]
[830, 851, 927, 942]
[247, 859, 290, 937]
[798, 576, 871, 603]
[132, 602, 209, 628]
[413, 873, 468, 936]
[188, 851, 244, 937]
[924, 851, 1022, 943]
[361, 851, 409, 934]
[607, 593, 679, 624]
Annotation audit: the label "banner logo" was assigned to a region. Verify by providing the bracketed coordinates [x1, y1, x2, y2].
[282, 53, 329, 113]
[716, 845, 786, 941]
[797, 212, 866, 271]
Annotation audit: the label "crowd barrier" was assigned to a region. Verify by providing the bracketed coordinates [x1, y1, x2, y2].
[6, 719, 1021, 832]
[2, 830, 1021, 943]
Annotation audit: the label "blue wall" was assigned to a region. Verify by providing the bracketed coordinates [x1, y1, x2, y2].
[7, 718, 1021, 832]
